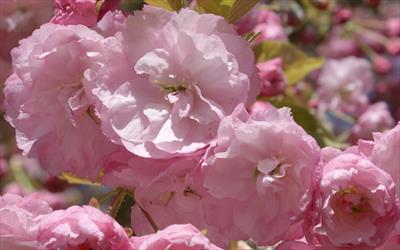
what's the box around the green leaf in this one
[253,41,324,85]
[228,0,260,23]
[144,0,187,11]
[197,0,259,23]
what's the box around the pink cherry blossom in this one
[37,205,134,250]
[248,100,274,115]
[369,123,400,197]
[95,10,126,37]
[51,0,97,27]
[201,104,320,245]
[256,58,287,97]
[316,57,373,116]
[101,147,204,189]
[236,8,287,43]
[3,23,118,179]
[0,193,52,250]
[307,153,398,250]
[130,224,222,250]
[350,102,395,142]
[87,6,258,158]
[130,163,239,248]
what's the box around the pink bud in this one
[373,56,392,74]
[386,38,400,55]
[386,18,400,37]
[333,8,352,24]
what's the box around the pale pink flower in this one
[130,164,238,248]
[350,123,400,198]
[256,58,287,96]
[0,193,52,250]
[350,102,395,142]
[369,123,400,197]
[51,0,97,27]
[202,104,320,245]
[236,8,287,43]
[3,23,118,179]
[37,205,134,250]
[95,10,126,37]
[248,100,274,115]
[131,224,222,250]
[316,57,373,116]
[87,6,257,158]
[308,153,398,250]
[101,148,204,189]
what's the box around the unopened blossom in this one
[130,224,222,250]
[308,153,398,250]
[87,6,258,158]
[37,205,134,250]
[316,57,373,116]
[256,58,287,96]
[202,104,320,245]
[0,193,52,250]
[350,102,395,142]
[51,0,97,27]
[3,23,118,179]
[386,18,400,37]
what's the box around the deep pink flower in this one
[3,23,118,179]
[373,56,392,75]
[87,6,257,158]
[37,205,134,250]
[256,58,287,96]
[130,224,222,250]
[308,153,398,250]
[51,0,97,26]
[0,193,52,250]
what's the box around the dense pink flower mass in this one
[3,23,117,179]
[308,153,399,249]
[1,1,399,249]
[37,205,134,250]
[87,6,258,158]
[131,224,222,250]
[316,57,373,116]
[51,0,97,26]
[131,104,320,247]
[0,193,52,250]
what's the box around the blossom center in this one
[339,187,370,214]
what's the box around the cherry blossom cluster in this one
[0,0,399,249]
